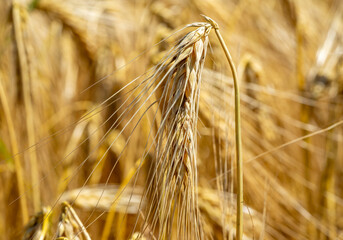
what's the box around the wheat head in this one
[143,22,212,240]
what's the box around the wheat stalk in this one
[12,1,41,213]
[203,15,243,240]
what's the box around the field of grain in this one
[0,0,342,239]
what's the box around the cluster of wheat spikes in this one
[18,15,242,239]
[1,0,343,239]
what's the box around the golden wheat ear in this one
[138,22,212,240]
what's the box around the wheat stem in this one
[203,16,243,240]
[0,75,29,226]
[101,159,145,240]
[12,2,41,212]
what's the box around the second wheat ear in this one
[202,15,243,240]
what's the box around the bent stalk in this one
[203,15,243,240]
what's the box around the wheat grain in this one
[57,202,91,240]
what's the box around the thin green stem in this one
[203,16,243,240]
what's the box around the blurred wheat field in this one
[0,0,342,239]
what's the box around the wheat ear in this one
[144,22,212,239]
